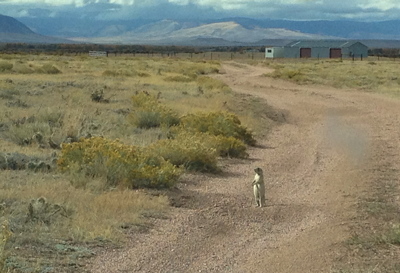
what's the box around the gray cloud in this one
[1,0,400,21]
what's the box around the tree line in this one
[368,48,400,58]
[0,43,265,55]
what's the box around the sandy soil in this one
[87,62,400,273]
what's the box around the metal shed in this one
[283,40,368,59]
[265,47,285,58]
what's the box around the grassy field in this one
[0,53,278,272]
[263,56,400,97]
[0,53,399,272]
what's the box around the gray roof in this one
[285,40,367,48]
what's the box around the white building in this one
[265,47,284,58]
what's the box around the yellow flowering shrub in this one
[148,129,248,173]
[211,134,248,158]
[148,131,219,173]
[179,111,256,146]
[58,137,182,188]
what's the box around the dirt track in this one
[88,62,400,272]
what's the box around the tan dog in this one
[252,167,265,207]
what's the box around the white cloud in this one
[0,0,129,5]
[359,0,400,11]
[0,0,81,5]
[1,0,400,21]
[0,0,396,10]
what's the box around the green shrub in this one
[0,89,20,100]
[102,69,149,77]
[132,108,179,128]
[134,111,162,128]
[37,109,64,127]
[180,61,220,76]
[103,70,119,77]
[137,71,150,77]
[12,64,34,74]
[103,69,134,77]
[196,76,231,92]
[285,69,303,79]
[5,122,51,146]
[130,92,180,128]
[179,111,256,146]
[0,61,13,72]
[164,75,194,82]
[6,99,28,108]
[381,224,400,245]
[268,68,308,83]
[37,64,62,74]
[58,137,182,188]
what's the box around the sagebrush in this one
[58,136,183,188]
[130,92,180,128]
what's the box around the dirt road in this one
[88,62,400,272]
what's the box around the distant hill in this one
[18,16,400,43]
[0,14,34,34]
[70,20,339,45]
[4,14,400,47]
[216,18,400,40]
[0,14,74,44]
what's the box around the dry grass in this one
[0,170,169,271]
[0,53,266,272]
[263,57,400,97]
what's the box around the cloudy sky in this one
[0,0,399,21]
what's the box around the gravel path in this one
[87,62,400,273]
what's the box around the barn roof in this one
[285,40,367,48]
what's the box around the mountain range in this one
[0,14,74,44]
[1,13,400,47]
[71,20,341,46]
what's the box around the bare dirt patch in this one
[88,62,400,273]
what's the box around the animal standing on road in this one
[252,167,266,207]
